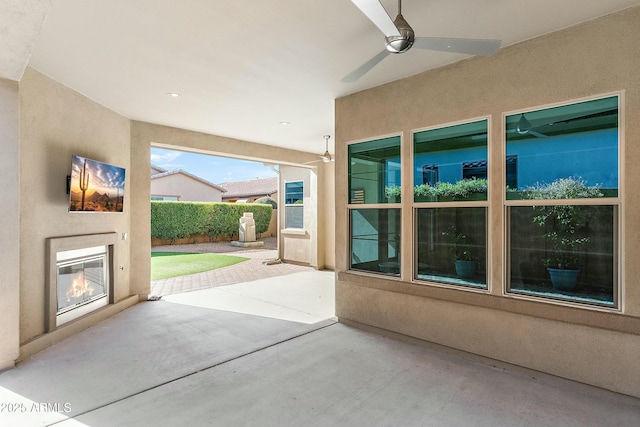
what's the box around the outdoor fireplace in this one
[56,245,109,326]
[46,233,117,331]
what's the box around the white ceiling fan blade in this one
[413,37,501,57]
[303,157,334,165]
[350,0,400,37]
[341,49,391,83]
[506,128,548,138]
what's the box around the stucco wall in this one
[0,78,20,369]
[151,173,223,202]
[335,7,640,397]
[8,68,335,365]
[321,161,336,270]
[19,68,132,344]
[280,166,312,266]
[277,163,335,269]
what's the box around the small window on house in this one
[422,165,439,186]
[462,156,518,189]
[151,196,178,201]
[284,181,304,229]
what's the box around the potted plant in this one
[527,177,603,290]
[443,226,476,278]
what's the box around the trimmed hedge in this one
[254,196,278,209]
[151,201,272,241]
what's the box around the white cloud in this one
[151,151,181,164]
[151,151,184,169]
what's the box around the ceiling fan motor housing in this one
[385,14,414,53]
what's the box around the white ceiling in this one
[5,0,640,156]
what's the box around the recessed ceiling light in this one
[279,121,291,126]
[167,92,181,98]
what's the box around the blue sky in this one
[150,147,277,184]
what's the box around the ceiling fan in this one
[471,114,548,141]
[342,0,501,83]
[513,113,547,138]
[320,134,333,162]
[304,135,334,164]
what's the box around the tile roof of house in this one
[218,176,278,198]
[151,167,226,192]
[151,164,167,174]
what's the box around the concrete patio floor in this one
[2,270,640,426]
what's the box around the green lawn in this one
[151,252,249,280]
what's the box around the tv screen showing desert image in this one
[69,155,125,212]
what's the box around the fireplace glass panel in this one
[57,256,107,314]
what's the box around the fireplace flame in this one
[66,272,95,302]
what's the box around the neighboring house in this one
[150,165,226,202]
[151,164,167,176]
[218,176,278,203]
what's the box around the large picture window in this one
[505,95,619,307]
[348,136,401,276]
[413,120,488,288]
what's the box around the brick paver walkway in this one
[150,237,314,296]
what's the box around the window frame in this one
[502,92,623,311]
[342,93,624,313]
[347,133,403,278]
[410,116,492,291]
[151,195,179,201]
[284,180,304,230]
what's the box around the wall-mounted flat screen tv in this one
[69,155,126,212]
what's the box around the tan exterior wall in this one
[321,162,336,270]
[335,7,640,397]
[280,166,310,265]
[151,173,223,202]
[0,78,20,369]
[6,65,335,367]
[277,163,334,269]
[18,68,133,346]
